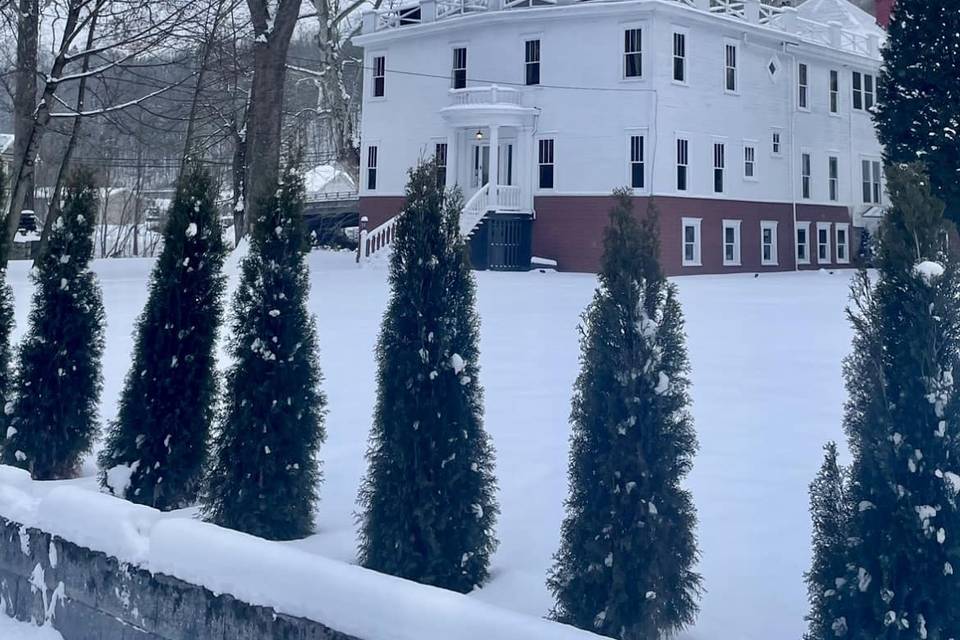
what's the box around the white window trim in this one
[861,156,883,205]
[797,62,810,112]
[723,39,739,95]
[364,142,380,193]
[760,220,779,266]
[713,138,727,195]
[796,221,811,265]
[523,36,542,87]
[536,135,557,192]
[800,149,812,200]
[722,219,742,267]
[743,140,758,182]
[682,217,702,267]
[771,127,784,158]
[625,128,648,193]
[622,23,645,81]
[828,69,841,116]
[675,134,690,193]
[828,154,840,202]
[817,222,832,265]
[835,223,850,265]
[369,52,387,101]
[671,27,689,86]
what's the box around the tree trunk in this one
[14,0,39,215]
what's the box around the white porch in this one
[440,86,539,219]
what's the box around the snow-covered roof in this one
[795,0,884,37]
[0,134,13,156]
[303,163,357,199]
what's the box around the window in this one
[673,32,686,83]
[624,28,642,78]
[724,42,738,92]
[772,130,782,156]
[538,138,555,189]
[372,56,386,97]
[796,222,811,264]
[852,71,875,111]
[798,63,809,109]
[801,152,811,199]
[836,223,850,264]
[829,69,839,113]
[682,218,702,266]
[744,144,756,179]
[435,142,448,190]
[629,134,645,189]
[525,39,540,86]
[676,138,689,191]
[713,142,725,193]
[828,156,839,201]
[452,47,467,89]
[723,220,741,266]
[761,221,779,266]
[862,159,882,203]
[366,146,378,190]
[817,223,832,263]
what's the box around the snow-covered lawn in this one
[4,251,854,640]
[0,614,63,640]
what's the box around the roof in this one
[303,163,358,199]
[795,0,884,37]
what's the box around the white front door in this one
[471,142,513,188]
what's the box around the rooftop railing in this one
[362,0,882,58]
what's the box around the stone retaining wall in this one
[0,517,359,640]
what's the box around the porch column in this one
[488,123,500,209]
[447,128,458,189]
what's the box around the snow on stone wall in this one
[0,466,604,640]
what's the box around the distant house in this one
[356,0,890,273]
[0,134,14,166]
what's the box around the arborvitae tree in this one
[98,164,226,510]
[874,0,960,222]
[804,442,853,640]
[0,163,15,435]
[548,189,701,639]
[2,170,104,480]
[837,163,960,639]
[201,163,325,541]
[357,161,498,593]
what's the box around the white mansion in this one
[354,0,888,273]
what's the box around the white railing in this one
[436,0,488,19]
[498,185,522,211]
[359,215,400,261]
[460,183,491,237]
[362,0,882,59]
[449,85,521,107]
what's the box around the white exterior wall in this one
[356,0,886,211]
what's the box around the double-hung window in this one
[624,28,642,78]
[817,223,832,263]
[796,222,811,265]
[452,47,467,89]
[366,146,378,190]
[538,139,555,189]
[852,71,875,111]
[525,40,540,86]
[772,130,782,156]
[682,218,702,266]
[677,138,689,191]
[828,156,839,201]
[761,221,779,266]
[629,134,645,189]
[723,220,741,266]
[798,63,809,109]
[435,142,448,190]
[829,70,839,113]
[713,143,725,193]
[744,144,756,179]
[673,32,686,83]
[801,152,812,199]
[862,159,882,204]
[836,224,850,264]
[372,56,386,97]
[724,42,738,92]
